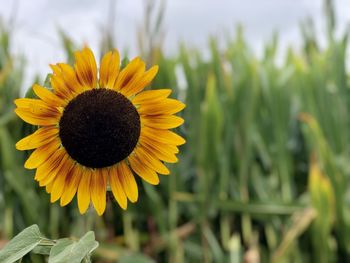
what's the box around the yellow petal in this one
[50,74,74,100]
[34,147,66,181]
[122,65,159,97]
[138,98,185,116]
[128,154,160,185]
[50,64,61,75]
[74,47,97,88]
[77,168,92,214]
[140,133,179,154]
[132,89,172,105]
[60,165,82,207]
[57,63,87,94]
[16,126,58,150]
[50,158,75,203]
[33,84,65,107]
[24,139,61,169]
[141,115,184,129]
[14,98,60,115]
[99,50,120,89]
[15,108,59,126]
[140,140,178,163]
[168,144,179,153]
[39,151,70,187]
[118,61,145,94]
[109,165,128,210]
[99,51,112,88]
[141,127,186,146]
[91,169,107,216]
[117,161,138,202]
[46,180,54,194]
[133,146,169,175]
[113,57,144,91]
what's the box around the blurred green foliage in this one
[2,0,350,262]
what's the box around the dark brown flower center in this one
[59,88,140,168]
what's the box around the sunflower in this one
[14,47,185,215]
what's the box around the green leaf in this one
[0,225,43,263]
[48,232,99,263]
[119,253,155,263]
[32,245,52,255]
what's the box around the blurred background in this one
[1,0,350,262]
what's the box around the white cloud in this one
[0,0,348,92]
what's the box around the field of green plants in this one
[1,1,350,262]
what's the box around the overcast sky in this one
[0,0,350,90]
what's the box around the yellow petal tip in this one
[50,196,58,203]
[96,209,105,216]
[129,197,138,203]
[24,161,36,170]
[15,142,24,151]
[78,207,88,215]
